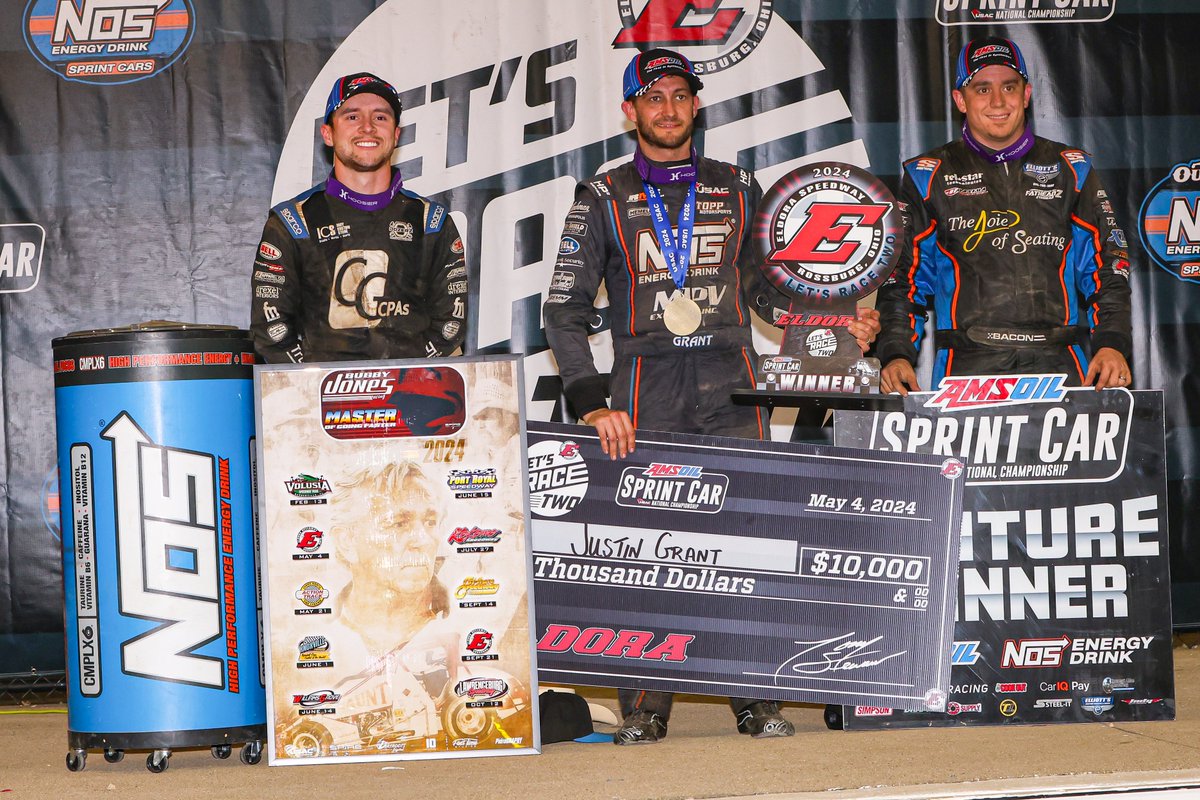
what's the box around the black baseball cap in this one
[955,37,1030,89]
[622,48,704,101]
[539,690,610,743]
[324,72,403,123]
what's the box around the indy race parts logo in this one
[23,0,196,85]
[1139,159,1200,285]
[754,162,902,303]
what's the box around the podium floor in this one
[3,640,1198,800]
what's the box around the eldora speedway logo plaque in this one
[751,162,902,394]
[755,162,902,303]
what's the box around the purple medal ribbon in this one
[962,122,1034,164]
[634,147,698,184]
[327,169,405,211]
[635,148,698,291]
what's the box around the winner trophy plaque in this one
[750,162,903,395]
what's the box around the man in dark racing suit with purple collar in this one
[876,38,1132,393]
[542,48,880,745]
[251,72,466,363]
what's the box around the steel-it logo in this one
[23,0,196,85]
[926,374,1068,412]
[102,412,224,688]
[1000,636,1071,669]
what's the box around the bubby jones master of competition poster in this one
[255,355,538,765]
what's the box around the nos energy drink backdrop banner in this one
[835,385,1174,728]
[53,327,264,748]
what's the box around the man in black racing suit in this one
[251,72,466,363]
[543,48,879,745]
[876,37,1132,393]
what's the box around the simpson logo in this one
[100,412,224,688]
[528,439,589,517]
[613,0,774,75]
[1139,159,1200,285]
[23,0,196,85]
[293,526,328,560]
[937,0,1115,26]
[0,223,46,294]
[1001,636,1071,669]
[616,462,728,513]
[926,374,1067,411]
[454,677,509,700]
[754,163,901,302]
[854,706,893,717]
[286,473,331,505]
[1121,698,1163,706]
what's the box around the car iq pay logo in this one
[23,0,196,85]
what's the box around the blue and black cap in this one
[324,72,403,123]
[622,48,704,101]
[955,37,1030,89]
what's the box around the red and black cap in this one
[955,37,1030,89]
[324,72,403,123]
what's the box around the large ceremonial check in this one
[835,382,1175,728]
[527,422,964,711]
[255,355,538,765]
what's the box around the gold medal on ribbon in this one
[663,291,703,336]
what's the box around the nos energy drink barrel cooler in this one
[52,324,265,773]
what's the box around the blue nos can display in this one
[54,334,263,736]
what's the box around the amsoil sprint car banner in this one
[255,355,538,764]
[836,384,1174,727]
[527,421,964,711]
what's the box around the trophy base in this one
[731,388,902,411]
[754,354,882,394]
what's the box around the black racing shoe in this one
[613,710,668,745]
[735,701,795,738]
